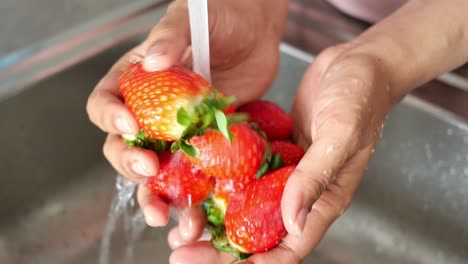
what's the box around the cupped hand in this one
[169,44,398,263]
[86,0,285,245]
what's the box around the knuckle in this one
[151,23,179,41]
[295,167,330,203]
[113,51,143,73]
[276,243,302,264]
[313,45,347,72]
[308,176,329,199]
[324,185,352,218]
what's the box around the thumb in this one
[281,122,361,237]
[141,2,192,71]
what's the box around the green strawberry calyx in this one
[172,91,249,158]
[123,130,168,154]
[203,197,252,260]
[251,122,286,179]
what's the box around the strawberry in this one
[224,166,295,254]
[237,100,293,141]
[189,122,268,183]
[270,141,305,166]
[119,63,237,152]
[146,150,214,208]
[212,179,243,208]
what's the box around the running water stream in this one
[98,175,147,264]
[98,1,210,263]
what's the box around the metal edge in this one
[0,0,170,103]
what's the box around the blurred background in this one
[0,1,467,264]
[1,0,129,56]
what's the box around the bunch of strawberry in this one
[119,63,305,259]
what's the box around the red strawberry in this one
[237,100,293,141]
[224,166,295,253]
[120,63,235,143]
[189,122,268,183]
[223,103,236,114]
[270,141,305,166]
[210,179,244,214]
[119,63,211,141]
[146,150,214,208]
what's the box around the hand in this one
[86,0,286,245]
[169,45,397,263]
[168,0,468,262]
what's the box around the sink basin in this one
[1,20,467,264]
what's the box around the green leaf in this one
[226,113,249,124]
[256,162,269,179]
[177,108,197,127]
[201,108,214,129]
[216,95,235,110]
[215,109,230,142]
[270,154,285,170]
[170,141,180,153]
[250,122,268,140]
[179,140,200,158]
[135,130,146,140]
[203,199,225,226]
[123,130,169,154]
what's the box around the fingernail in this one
[294,208,308,237]
[114,117,133,134]
[131,161,152,177]
[143,43,169,71]
[143,206,164,227]
[179,211,194,241]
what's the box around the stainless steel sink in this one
[1,3,467,264]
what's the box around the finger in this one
[248,242,301,264]
[263,148,372,262]
[168,227,187,249]
[281,106,364,236]
[176,206,207,242]
[86,48,145,135]
[103,134,159,182]
[168,226,211,249]
[137,184,170,227]
[169,241,235,264]
[141,1,192,71]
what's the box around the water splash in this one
[99,175,146,264]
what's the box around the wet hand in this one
[86,0,284,244]
[168,44,397,263]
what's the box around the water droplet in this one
[236,226,247,238]
[187,194,192,208]
[326,145,335,155]
[322,169,332,177]
[464,168,468,175]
